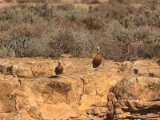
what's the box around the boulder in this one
[107,77,160,119]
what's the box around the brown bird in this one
[92,46,102,68]
[55,60,63,76]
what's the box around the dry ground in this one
[0,56,159,119]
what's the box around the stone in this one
[0,57,159,119]
[13,66,33,78]
[107,77,160,119]
[40,103,76,120]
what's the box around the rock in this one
[40,103,76,120]
[0,82,18,113]
[13,66,33,78]
[31,62,54,77]
[0,57,159,119]
[0,112,19,120]
[133,59,160,77]
[41,77,83,104]
[27,106,41,120]
[0,58,55,78]
[107,77,160,119]
[0,57,123,120]
[0,64,13,75]
[86,107,107,118]
[18,110,34,120]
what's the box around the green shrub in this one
[0,47,15,57]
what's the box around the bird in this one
[55,60,63,77]
[92,46,102,68]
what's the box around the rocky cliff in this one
[0,57,159,120]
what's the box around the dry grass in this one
[0,0,159,61]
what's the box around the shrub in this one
[49,27,97,57]
[99,21,160,61]
[0,47,15,57]
[69,28,97,57]
[0,0,159,61]
[132,26,160,58]
[99,21,131,61]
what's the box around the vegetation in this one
[0,0,159,61]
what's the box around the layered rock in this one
[0,57,159,120]
[107,77,160,119]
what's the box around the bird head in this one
[57,59,62,65]
[97,46,100,54]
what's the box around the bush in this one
[99,21,160,61]
[49,27,97,57]
[0,47,15,57]
[99,21,131,61]
[0,1,159,61]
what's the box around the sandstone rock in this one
[0,57,125,120]
[0,64,13,75]
[133,59,160,77]
[0,82,18,113]
[18,110,34,120]
[0,57,159,119]
[31,62,54,77]
[41,77,83,104]
[27,106,41,120]
[13,66,33,78]
[86,107,107,118]
[0,112,19,120]
[0,58,55,78]
[40,103,76,120]
[107,77,160,119]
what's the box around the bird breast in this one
[55,65,63,75]
[92,54,102,66]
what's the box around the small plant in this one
[0,47,15,57]
[0,0,159,61]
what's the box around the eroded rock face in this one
[0,58,159,120]
[0,58,55,78]
[107,77,160,119]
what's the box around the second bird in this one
[92,46,102,68]
[55,60,63,76]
